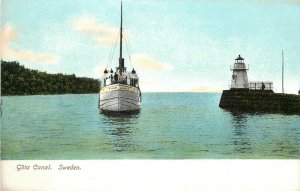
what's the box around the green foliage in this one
[1,60,100,95]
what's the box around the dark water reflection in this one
[223,108,300,116]
[100,111,140,152]
[229,111,253,155]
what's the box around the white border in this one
[1,160,299,191]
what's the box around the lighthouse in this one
[230,55,249,89]
[220,54,300,114]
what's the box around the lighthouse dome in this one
[235,55,244,60]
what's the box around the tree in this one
[1,60,100,96]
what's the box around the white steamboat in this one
[99,2,141,112]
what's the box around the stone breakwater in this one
[219,89,300,114]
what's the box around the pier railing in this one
[229,81,273,90]
[249,81,273,90]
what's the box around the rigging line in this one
[125,30,132,56]
[106,39,115,69]
[122,6,135,70]
[126,33,135,68]
[121,12,131,68]
[125,34,133,59]
[127,33,133,54]
[123,21,134,68]
[282,50,284,94]
[109,34,119,69]
[124,23,133,56]
[110,34,119,66]
[106,30,119,68]
[124,32,133,67]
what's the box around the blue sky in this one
[1,0,300,93]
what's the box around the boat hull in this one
[99,84,141,112]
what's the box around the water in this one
[1,93,299,159]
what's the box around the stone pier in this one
[219,89,300,114]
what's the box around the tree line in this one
[1,60,100,96]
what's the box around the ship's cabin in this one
[100,68,139,89]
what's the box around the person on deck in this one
[114,72,118,82]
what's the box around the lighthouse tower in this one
[231,55,249,89]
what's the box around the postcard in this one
[1,0,299,190]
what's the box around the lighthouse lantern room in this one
[230,55,249,89]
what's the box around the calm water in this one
[1,93,300,159]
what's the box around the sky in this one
[1,0,300,93]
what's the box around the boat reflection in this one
[99,111,140,153]
[100,110,140,118]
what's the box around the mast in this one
[119,1,124,72]
[282,50,284,93]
